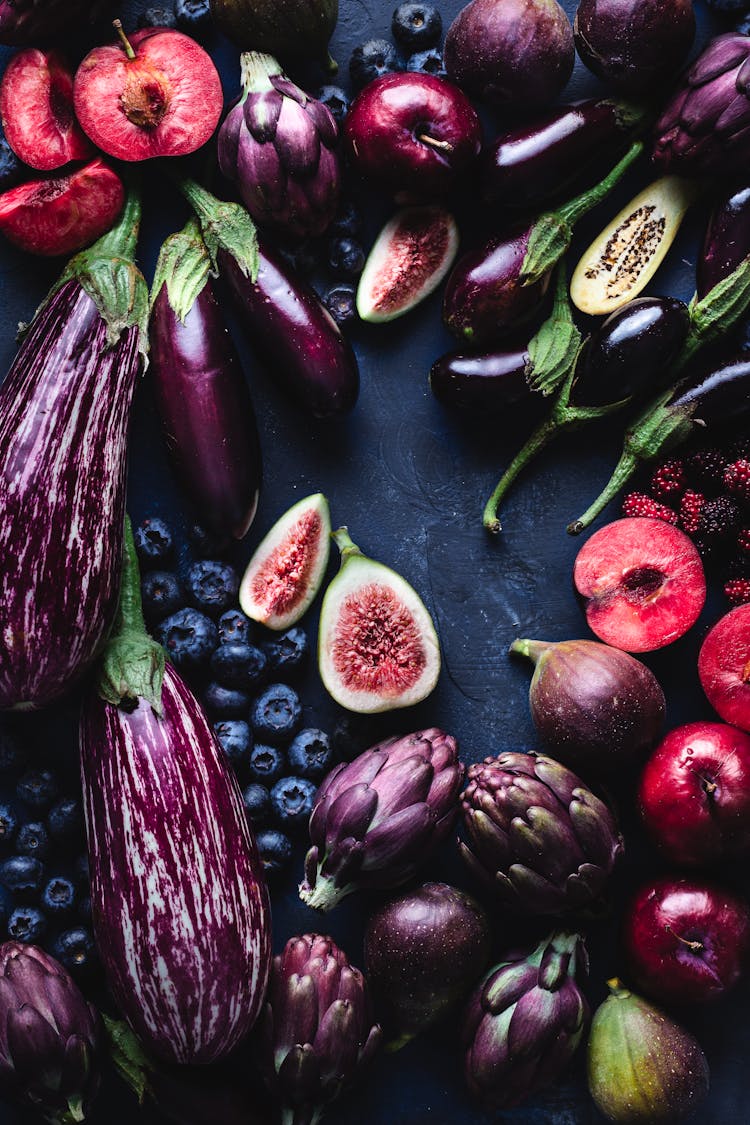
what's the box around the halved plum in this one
[573,517,706,652]
[698,605,750,732]
[0,49,93,171]
[0,158,124,256]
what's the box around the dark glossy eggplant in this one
[574,0,695,95]
[698,183,750,300]
[179,179,359,419]
[150,220,262,541]
[481,98,645,209]
[209,0,337,68]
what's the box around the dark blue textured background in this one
[1,0,747,1121]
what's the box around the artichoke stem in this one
[298,875,351,912]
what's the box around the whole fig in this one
[574,0,695,95]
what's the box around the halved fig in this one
[318,527,441,713]
[239,493,331,630]
[0,48,93,171]
[357,205,460,323]
[570,175,698,316]
[0,157,125,256]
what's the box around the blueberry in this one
[737,13,750,32]
[0,856,43,896]
[141,571,182,623]
[156,608,218,672]
[270,777,317,828]
[263,627,309,677]
[189,524,231,558]
[276,240,318,277]
[16,822,48,861]
[47,797,82,840]
[323,283,358,327]
[16,769,58,811]
[73,854,90,886]
[316,84,351,124]
[0,133,22,192]
[706,0,749,11]
[406,47,446,78]
[392,2,442,49]
[203,682,251,719]
[52,927,95,972]
[7,906,47,944]
[137,5,177,27]
[287,729,334,781]
[185,560,240,618]
[211,643,268,690]
[0,730,24,775]
[0,804,17,848]
[255,828,293,877]
[350,39,401,88]
[41,876,76,917]
[250,685,302,744]
[218,609,253,646]
[78,896,92,923]
[328,236,366,278]
[242,783,272,825]
[175,0,211,31]
[247,743,286,785]
[134,517,174,567]
[330,201,363,239]
[214,720,252,769]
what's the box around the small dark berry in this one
[250,685,302,743]
[255,828,293,876]
[316,85,350,124]
[0,730,24,775]
[330,201,363,239]
[699,496,742,540]
[738,528,750,554]
[16,769,58,811]
[16,822,48,861]
[649,459,686,502]
[724,459,750,504]
[328,236,365,278]
[156,608,218,672]
[247,743,286,786]
[137,6,177,28]
[203,682,251,719]
[188,523,231,557]
[406,48,446,78]
[218,609,253,646]
[270,777,317,828]
[52,927,95,972]
[737,13,750,33]
[276,240,318,277]
[686,447,728,489]
[242,783,272,825]
[7,906,47,944]
[621,493,678,524]
[263,627,309,677]
[0,134,22,191]
[392,2,442,50]
[287,729,334,781]
[175,0,211,31]
[47,797,82,840]
[0,804,17,848]
[185,560,239,617]
[679,490,706,536]
[0,856,43,896]
[323,283,358,326]
[141,571,182,623]
[134,517,174,567]
[73,854,90,886]
[725,578,750,605]
[350,39,400,89]
[41,876,76,916]
[211,643,268,690]
[213,720,252,769]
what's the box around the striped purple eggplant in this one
[80,520,272,1064]
[150,219,262,540]
[0,191,147,711]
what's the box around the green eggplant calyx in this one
[102,1014,155,1105]
[520,213,571,288]
[525,265,582,396]
[679,250,750,371]
[150,217,210,321]
[177,177,259,283]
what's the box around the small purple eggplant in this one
[364,882,491,1049]
[574,0,695,95]
[150,220,262,541]
[698,182,750,300]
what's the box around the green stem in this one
[92,185,141,263]
[240,50,282,94]
[299,873,351,911]
[558,140,644,227]
[508,638,551,664]
[606,977,630,999]
[113,18,136,60]
[566,449,639,535]
[483,413,561,534]
[176,177,259,282]
[323,50,338,76]
[525,264,582,397]
[331,526,362,563]
[150,217,210,320]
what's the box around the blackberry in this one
[250,685,302,743]
[270,777,317,828]
[7,906,47,944]
[185,560,240,618]
[699,496,742,541]
[349,39,400,88]
[686,448,728,490]
[16,769,58,811]
[726,578,750,605]
[621,492,677,524]
[649,459,686,502]
[287,729,334,780]
[16,822,48,861]
[724,459,750,504]
[738,528,750,554]
[679,490,706,536]
[392,2,442,50]
[134,517,174,567]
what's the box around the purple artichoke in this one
[0,942,100,1123]
[218,51,340,239]
[653,33,750,176]
[299,728,464,912]
[459,752,623,914]
[463,930,589,1110]
[256,933,381,1125]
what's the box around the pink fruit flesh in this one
[369,211,453,315]
[73,28,222,162]
[249,510,323,619]
[332,583,427,694]
[639,721,750,865]
[0,158,124,256]
[573,517,706,652]
[0,49,93,171]
[698,605,750,732]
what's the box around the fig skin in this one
[511,638,665,776]
[574,0,695,96]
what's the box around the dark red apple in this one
[698,605,750,733]
[343,71,482,202]
[573,517,706,652]
[639,722,750,866]
[622,875,750,1006]
[0,48,93,171]
[73,22,222,162]
[0,157,124,256]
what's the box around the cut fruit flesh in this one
[239,493,331,630]
[570,175,698,316]
[318,528,441,713]
[698,606,750,733]
[0,48,92,171]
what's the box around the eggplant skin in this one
[0,281,140,711]
[80,663,272,1065]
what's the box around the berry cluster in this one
[621,440,750,604]
[349,3,445,88]
[135,518,338,879]
[136,0,211,33]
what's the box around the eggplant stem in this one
[482,413,561,533]
[558,140,644,228]
[113,19,136,60]
[567,450,639,535]
[91,186,141,263]
[417,133,455,155]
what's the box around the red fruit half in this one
[0,158,124,256]
[0,48,93,171]
[573,517,706,652]
[698,604,750,732]
[639,721,750,866]
[73,26,222,162]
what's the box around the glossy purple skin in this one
[80,662,272,1064]
[667,354,750,426]
[443,229,550,348]
[0,281,140,711]
[430,346,531,411]
[364,882,491,1044]
[0,0,111,42]
[219,241,359,418]
[150,279,262,540]
[481,98,638,209]
[575,0,695,95]
[343,72,482,202]
[445,0,574,108]
[698,183,750,299]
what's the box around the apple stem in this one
[665,924,703,954]
[113,18,136,61]
[701,777,717,798]
[417,133,455,155]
